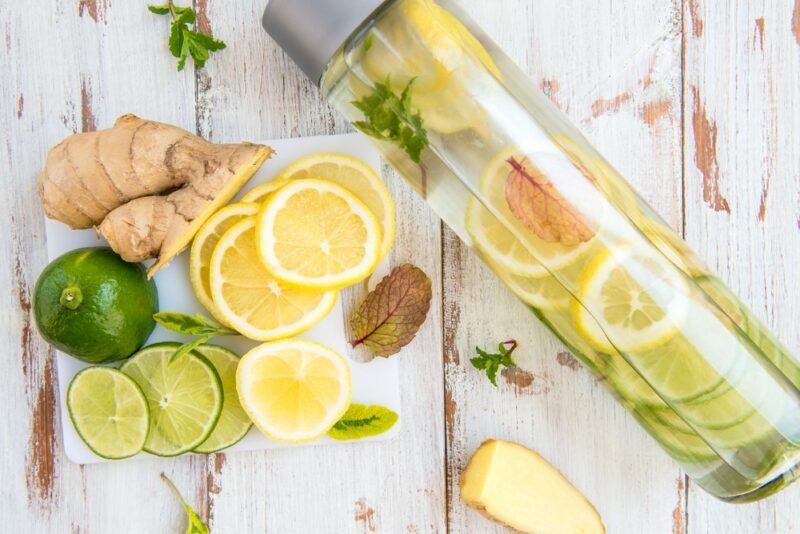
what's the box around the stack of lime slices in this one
[68,343,253,459]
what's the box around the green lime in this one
[627,335,725,402]
[120,343,223,457]
[637,409,717,464]
[192,345,253,454]
[34,247,158,363]
[67,366,149,460]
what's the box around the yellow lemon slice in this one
[210,217,337,341]
[236,339,352,443]
[256,179,382,289]
[190,202,260,321]
[573,248,688,353]
[275,153,395,259]
[240,178,292,204]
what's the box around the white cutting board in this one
[46,133,401,464]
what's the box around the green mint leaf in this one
[190,31,227,51]
[470,340,518,387]
[169,335,212,364]
[169,21,184,57]
[174,7,196,26]
[161,474,210,534]
[351,79,429,164]
[177,32,191,71]
[153,312,235,337]
[150,2,226,71]
[350,264,432,357]
[148,5,171,15]
[327,404,399,441]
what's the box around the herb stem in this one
[501,339,518,355]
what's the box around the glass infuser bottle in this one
[263,0,800,501]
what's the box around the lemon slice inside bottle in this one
[574,248,688,353]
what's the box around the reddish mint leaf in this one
[505,156,595,245]
[350,264,432,357]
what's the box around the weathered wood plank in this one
[683,1,800,531]
[1,1,203,532]
[195,2,446,532]
[444,1,686,532]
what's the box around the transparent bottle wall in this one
[321,0,800,501]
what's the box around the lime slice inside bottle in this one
[192,345,253,454]
[67,367,149,460]
[120,343,223,457]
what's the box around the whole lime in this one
[34,247,159,363]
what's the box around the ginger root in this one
[39,114,272,275]
[461,439,605,533]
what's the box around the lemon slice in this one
[275,154,395,258]
[236,339,352,443]
[240,178,292,204]
[210,217,337,341]
[484,257,573,311]
[574,248,688,353]
[190,202,260,321]
[256,179,382,289]
[466,198,546,277]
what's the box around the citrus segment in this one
[240,178,292,204]
[192,345,253,453]
[574,248,688,353]
[256,179,382,289]
[67,367,149,460]
[210,217,337,341]
[120,343,223,457]
[236,339,352,443]
[190,203,260,321]
[275,153,395,258]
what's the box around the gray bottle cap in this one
[262,0,387,85]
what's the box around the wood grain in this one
[2,0,800,532]
[683,1,800,532]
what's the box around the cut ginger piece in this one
[38,114,273,275]
[461,439,605,534]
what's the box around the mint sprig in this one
[352,78,429,164]
[470,340,518,386]
[153,312,237,363]
[148,2,226,71]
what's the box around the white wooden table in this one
[3,1,799,532]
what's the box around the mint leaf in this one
[148,5,171,15]
[327,404,399,440]
[161,473,210,534]
[154,312,235,336]
[350,264,432,357]
[153,312,236,363]
[352,79,429,164]
[470,340,518,386]
[149,2,226,71]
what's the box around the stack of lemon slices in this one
[189,153,395,443]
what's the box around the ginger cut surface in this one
[461,439,605,534]
[39,114,273,275]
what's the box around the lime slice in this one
[637,410,717,464]
[67,367,149,460]
[192,345,253,453]
[120,343,223,457]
